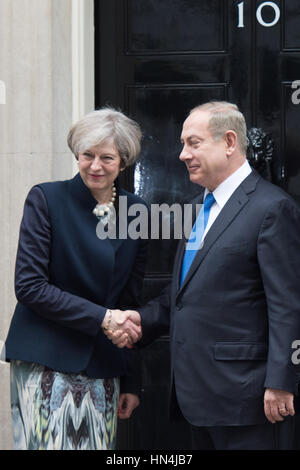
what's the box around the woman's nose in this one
[90,156,102,170]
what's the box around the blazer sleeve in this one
[14,186,107,337]
[258,197,300,394]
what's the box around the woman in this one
[5,108,148,450]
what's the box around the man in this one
[103,102,300,450]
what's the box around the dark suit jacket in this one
[6,173,148,393]
[139,170,300,426]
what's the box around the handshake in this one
[101,309,142,348]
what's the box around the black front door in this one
[95,0,300,449]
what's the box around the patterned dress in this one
[10,360,119,450]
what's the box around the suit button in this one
[176,301,183,310]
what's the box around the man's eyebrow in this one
[180,134,200,142]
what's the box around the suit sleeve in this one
[117,237,149,395]
[119,281,172,395]
[15,186,107,337]
[258,197,300,394]
[138,283,172,347]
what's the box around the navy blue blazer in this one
[139,170,300,426]
[5,173,148,392]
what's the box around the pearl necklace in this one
[93,184,116,223]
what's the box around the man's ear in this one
[224,130,238,155]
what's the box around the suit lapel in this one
[173,193,204,291]
[177,170,260,294]
[174,237,186,292]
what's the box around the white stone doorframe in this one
[71,0,95,175]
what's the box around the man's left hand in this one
[264,388,295,424]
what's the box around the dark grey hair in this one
[189,101,247,154]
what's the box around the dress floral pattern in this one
[10,360,119,450]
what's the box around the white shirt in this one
[202,160,252,240]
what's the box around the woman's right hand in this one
[101,309,142,346]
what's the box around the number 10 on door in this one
[238,1,281,28]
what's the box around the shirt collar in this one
[205,160,252,209]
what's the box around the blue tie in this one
[180,192,215,286]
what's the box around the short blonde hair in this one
[67,107,142,167]
[190,101,247,154]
